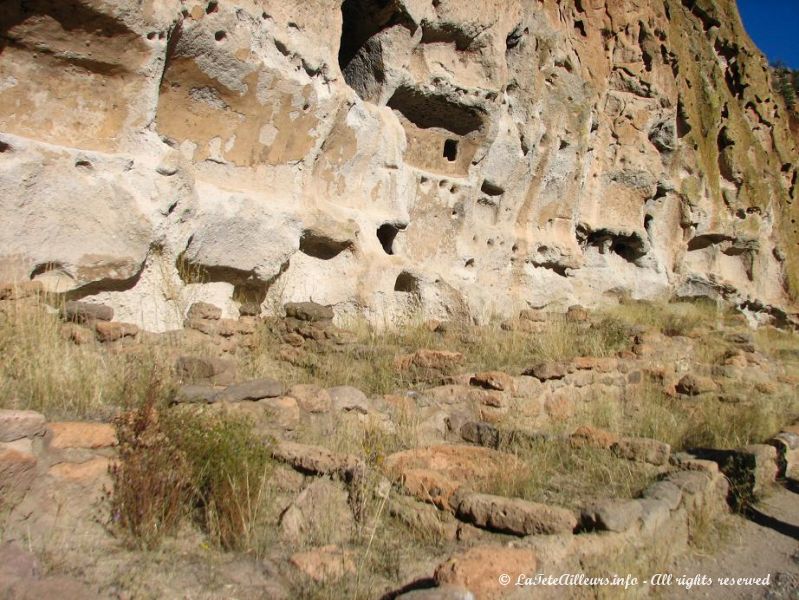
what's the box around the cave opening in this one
[443,139,458,161]
[338,0,396,74]
[377,223,402,255]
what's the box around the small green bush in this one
[110,388,275,552]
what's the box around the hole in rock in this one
[338,0,397,74]
[206,1,218,14]
[387,86,484,136]
[299,231,352,260]
[377,223,403,255]
[394,271,419,293]
[480,180,505,197]
[443,139,458,161]
[214,30,226,42]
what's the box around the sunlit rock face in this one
[1,0,797,329]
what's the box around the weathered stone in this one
[280,478,354,544]
[0,446,37,510]
[238,302,261,317]
[383,445,525,510]
[173,384,220,404]
[566,305,590,322]
[48,457,110,482]
[395,587,475,600]
[720,444,778,498]
[569,425,618,450]
[0,410,46,442]
[581,499,643,533]
[290,546,355,582]
[675,373,718,396]
[435,546,537,599]
[47,422,116,449]
[611,437,671,466]
[288,384,332,413]
[272,441,364,478]
[94,321,139,343]
[174,356,236,385]
[284,302,334,323]
[389,495,458,541]
[219,378,285,402]
[469,371,515,392]
[456,492,577,535]
[523,362,570,381]
[187,302,222,321]
[62,301,113,323]
[396,349,465,372]
[327,385,370,414]
[260,396,300,430]
[642,481,682,510]
[460,421,501,449]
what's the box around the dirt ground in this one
[660,482,799,599]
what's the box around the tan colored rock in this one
[272,441,364,478]
[280,478,354,544]
[383,445,524,510]
[94,321,139,343]
[434,546,537,599]
[470,371,515,393]
[0,410,46,442]
[288,384,332,413]
[48,458,111,482]
[290,546,356,583]
[175,355,237,385]
[569,425,618,450]
[187,302,222,321]
[0,446,37,510]
[396,350,465,372]
[47,422,117,449]
[455,493,577,535]
[612,437,671,466]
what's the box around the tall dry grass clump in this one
[0,296,175,418]
[109,379,276,554]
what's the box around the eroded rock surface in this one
[1,0,797,329]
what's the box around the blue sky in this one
[737,1,799,68]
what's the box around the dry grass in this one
[479,437,658,510]
[0,298,177,419]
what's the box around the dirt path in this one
[659,482,799,599]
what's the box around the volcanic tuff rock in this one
[0,0,797,329]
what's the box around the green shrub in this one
[110,388,275,553]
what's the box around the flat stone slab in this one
[218,378,285,402]
[47,422,116,449]
[0,410,46,442]
[456,492,577,535]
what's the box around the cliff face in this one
[0,0,797,329]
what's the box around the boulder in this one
[94,321,139,343]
